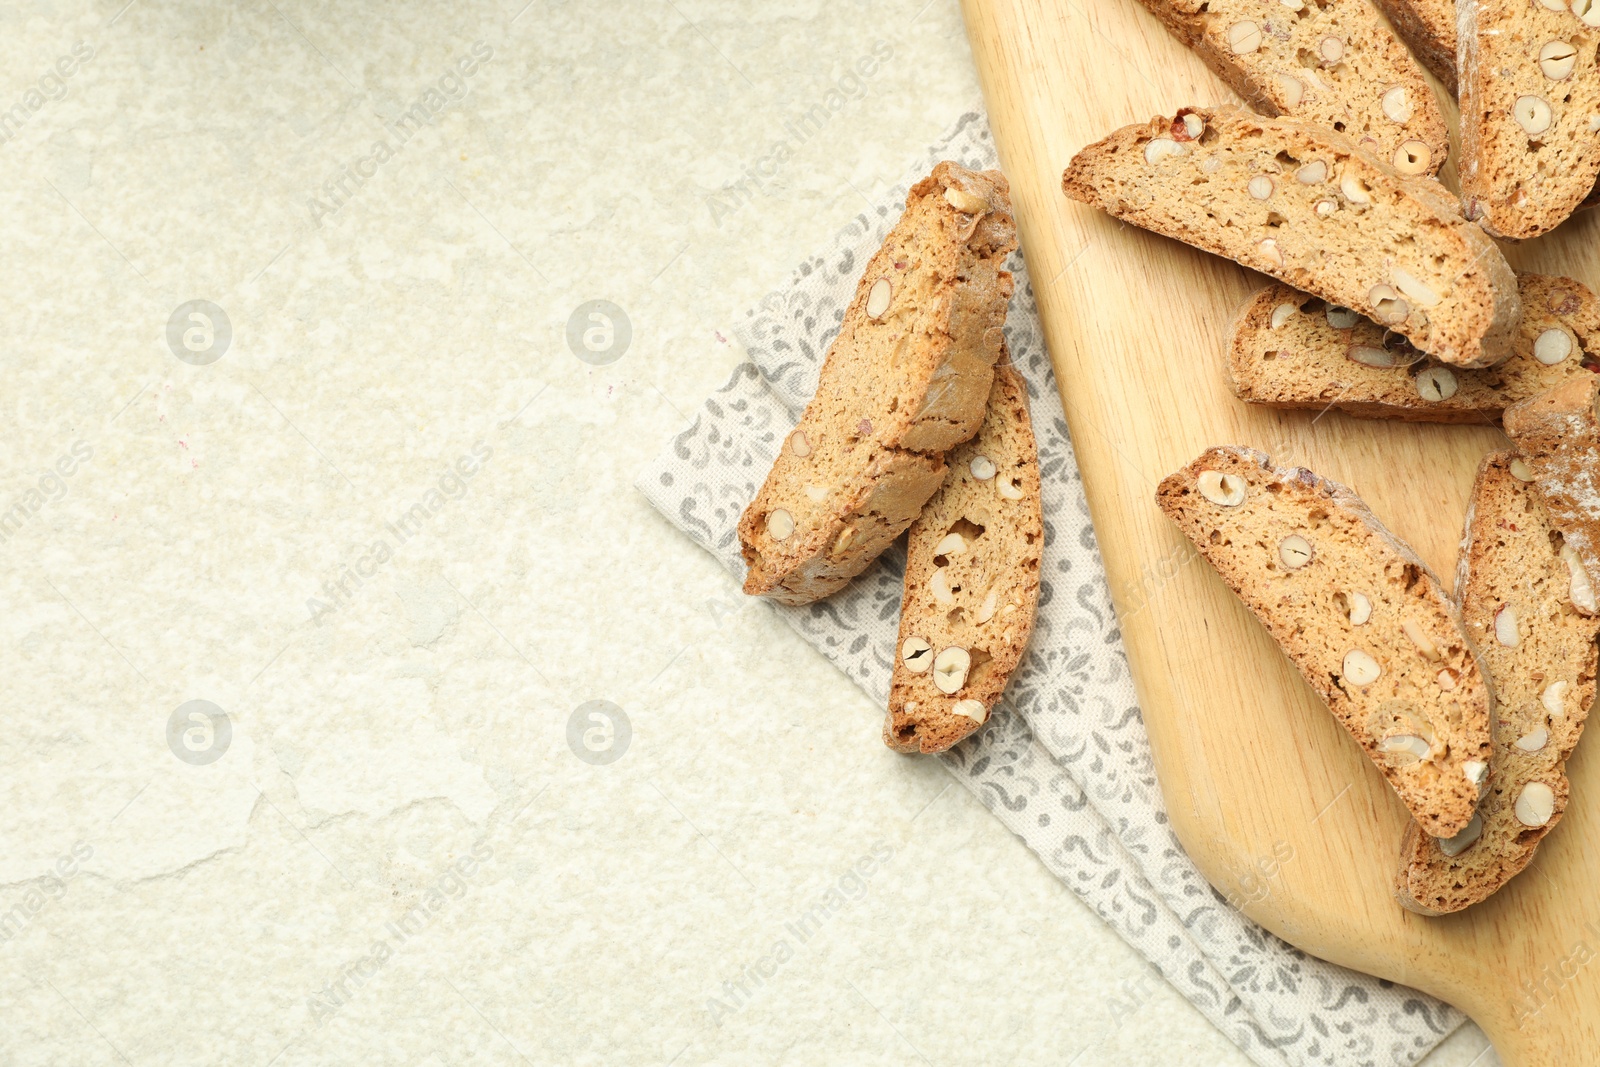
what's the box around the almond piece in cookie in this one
[1156,446,1493,838]
[738,162,1017,605]
[1062,106,1521,368]
[886,360,1041,754]
[1395,452,1600,914]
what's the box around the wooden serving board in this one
[960,2,1600,1063]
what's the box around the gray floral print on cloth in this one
[637,108,1465,1067]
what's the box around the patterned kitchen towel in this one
[637,109,1466,1067]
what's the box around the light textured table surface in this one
[0,1,1501,1063]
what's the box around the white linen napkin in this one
[636,108,1466,1067]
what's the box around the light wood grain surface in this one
[960,1,1600,1063]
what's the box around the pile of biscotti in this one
[738,162,1044,756]
[1061,0,1600,914]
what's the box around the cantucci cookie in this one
[1395,452,1600,915]
[886,360,1042,754]
[1228,273,1600,422]
[1503,375,1600,601]
[738,162,1017,605]
[1132,0,1448,175]
[1062,106,1521,368]
[1157,446,1493,838]
[1459,0,1600,239]
[1371,0,1456,94]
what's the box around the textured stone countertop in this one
[1,1,1498,1063]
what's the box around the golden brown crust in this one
[1458,0,1600,239]
[886,360,1042,754]
[1227,274,1600,422]
[1503,375,1600,592]
[1371,0,1457,95]
[1157,446,1493,838]
[1133,0,1449,172]
[1395,452,1599,915]
[1063,106,1522,368]
[738,162,1017,604]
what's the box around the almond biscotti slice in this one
[1503,375,1600,601]
[1395,452,1600,914]
[1372,0,1456,94]
[1459,0,1600,239]
[1132,0,1448,174]
[886,360,1041,754]
[738,163,1017,605]
[1157,447,1493,837]
[1228,274,1600,422]
[1062,106,1521,368]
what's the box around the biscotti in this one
[1157,447,1492,838]
[1459,0,1600,239]
[1062,106,1521,368]
[738,162,1017,605]
[1503,376,1600,602]
[1132,0,1448,175]
[1372,0,1456,94]
[886,360,1042,754]
[1395,452,1600,915]
[1228,274,1600,422]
